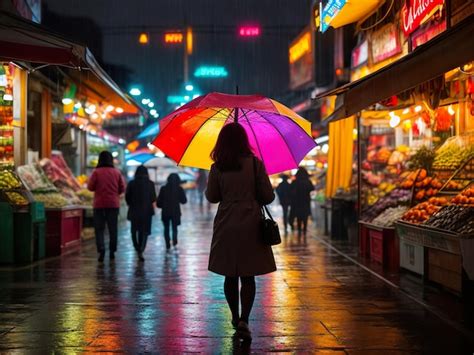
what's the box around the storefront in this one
[0,10,140,263]
[318,4,474,294]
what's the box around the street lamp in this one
[142,98,150,105]
[148,102,154,108]
[185,84,194,91]
[130,88,141,96]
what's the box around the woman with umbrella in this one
[125,165,157,261]
[206,123,276,340]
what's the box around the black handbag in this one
[253,158,281,246]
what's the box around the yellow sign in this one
[165,32,183,43]
[289,31,311,64]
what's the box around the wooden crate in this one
[427,248,462,293]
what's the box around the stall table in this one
[45,206,83,257]
[395,221,474,295]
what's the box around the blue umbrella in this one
[137,122,160,140]
[125,152,156,165]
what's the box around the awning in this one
[318,16,474,124]
[66,69,141,115]
[0,10,140,113]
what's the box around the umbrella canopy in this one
[152,92,316,175]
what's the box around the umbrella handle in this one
[234,85,239,122]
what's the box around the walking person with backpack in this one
[206,123,276,341]
[125,165,157,261]
[156,173,187,250]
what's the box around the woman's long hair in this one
[97,151,114,168]
[210,123,254,171]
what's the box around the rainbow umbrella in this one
[152,92,316,175]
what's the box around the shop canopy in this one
[318,16,474,124]
[0,10,140,115]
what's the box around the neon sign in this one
[164,32,183,43]
[402,0,444,35]
[289,31,311,64]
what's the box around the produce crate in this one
[358,221,370,257]
[360,221,399,270]
[399,238,424,275]
[428,248,462,294]
[45,206,83,257]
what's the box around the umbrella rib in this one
[177,108,229,166]
[254,110,299,166]
[241,109,266,168]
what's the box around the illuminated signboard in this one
[320,0,346,33]
[238,26,261,37]
[402,0,444,35]
[289,28,314,90]
[289,31,311,64]
[165,32,183,43]
[194,66,228,78]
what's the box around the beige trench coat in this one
[206,156,277,277]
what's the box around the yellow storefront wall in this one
[325,116,355,198]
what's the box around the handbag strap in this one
[252,157,276,222]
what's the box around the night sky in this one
[43,0,311,116]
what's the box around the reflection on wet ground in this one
[1,201,474,353]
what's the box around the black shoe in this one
[98,251,105,262]
[236,321,252,340]
[231,318,239,329]
[110,252,115,260]
[173,240,178,246]
[138,252,145,262]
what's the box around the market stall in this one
[16,153,85,257]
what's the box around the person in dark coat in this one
[276,174,291,232]
[196,169,208,206]
[206,123,276,341]
[125,165,156,261]
[289,167,314,234]
[156,173,187,249]
[87,151,125,262]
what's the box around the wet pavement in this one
[1,199,474,353]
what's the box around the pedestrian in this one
[289,167,314,234]
[156,173,187,249]
[276,174,291,232]
[87,151,125,262]
[206,123,276,341]
[196,169,208,206]
[125,165,157,262]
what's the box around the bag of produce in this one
[51,152,81,191]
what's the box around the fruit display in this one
[0,169,22,190]
[76,188,94,206]
[407,146,436,172]
[451,186,474,206]
[76,175,88,186]
[39,158,81,205]
[0,65,14,166]
[424,205,474,235]
[4,191,28,206]
[433,136,474,170]
[50,153,81,191]
[32,192,68,209]
[17,164,57,192]
[371,206,409,227]
[402,197,449,224]
[362,189,411,221]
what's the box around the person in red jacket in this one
[88,151,125,262]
